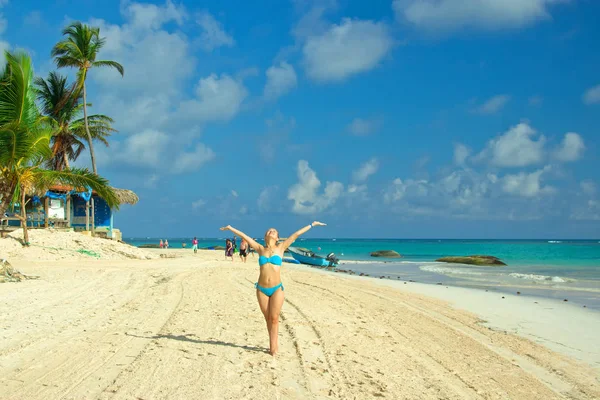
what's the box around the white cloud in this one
[192,199,206,209]
[580,180,596,196]
[172,144,216,173]
[347,184,367,194]
[257,186,279,212]
[113,129,215,174]
[117,130,170,168]
[352,158,379,182]
[196,11,235,51]
[477,123,545,167]
[122,0,186,30]
[382,167,556,219]
[453,143,470,165]
[582,84,600,105]
[474,95,510,114]
[501,166,554,197]
[264,62,298,100]
[292,1,337,40]
[179,73,248,122]
[288,160,344,214]
[347,117,381,136]
[88,1,194,135]
[231,190,239,197]
[553,132,584,162]
[303,18,393,82]
[394,0,566,33]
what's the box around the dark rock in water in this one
[370,250,402,258]
[435,255,506,266]
[206,245,226,250]
[138,244,160,248]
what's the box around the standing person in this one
[232,235,237,254]
[225,239,234,261]
[164,239,169,249]
[159,239,164,249]
[220,221,326,355]
[192,237,198,254]
[239,238,248,263]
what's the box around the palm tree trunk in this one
[0,180,17,217]
[63,152,70,170]
[82,82,98,175]
[21,188,29,246]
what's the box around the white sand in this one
[0,229,158,261]
[1,244,599,399]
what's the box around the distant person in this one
[182,242,187,248]
[239,239,249,263]
[232,235,237,253]
[225,239,234,261]
[159,239,164,249]
[164,239,169,249]
[192,237,198,254]
[220,221,327,356]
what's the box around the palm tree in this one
[0,51,119,245]
[51,21,124,175]
[34,72,115,171]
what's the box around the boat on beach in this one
[287,247,339,267]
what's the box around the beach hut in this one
[1,185,138,240]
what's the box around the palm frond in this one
[0,51,38,128]
[32,167,120,209]
[93,60,124,76]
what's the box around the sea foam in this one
[420,265,483,276]
[509,273,568,283]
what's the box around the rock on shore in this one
[370,250,402,258]
[436,255,506,266]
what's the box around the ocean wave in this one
[548,240,562,243]
[420,265,483,276]
[508,273,569,283]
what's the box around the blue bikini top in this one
[259,254,283,266]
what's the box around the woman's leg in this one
[267,288,285,355]
[256,290,272,343]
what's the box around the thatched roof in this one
[45,185,139,206]
[112,187,139,205]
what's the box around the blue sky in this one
[2,0,600,238]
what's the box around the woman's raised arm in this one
[220,225,263,252]
[281,221,326,250]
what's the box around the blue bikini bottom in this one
[255,282,284,297]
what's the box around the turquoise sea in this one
[125,238,600,310]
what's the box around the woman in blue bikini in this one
[220,221,326,355]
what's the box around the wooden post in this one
[66,195,71,227]
[85,200,89,231]
[90,197,95,236]
[44,197,49,228]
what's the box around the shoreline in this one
[163,247,600,310]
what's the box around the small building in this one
[1,185,138,240]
